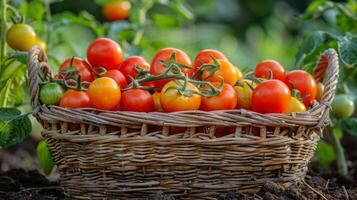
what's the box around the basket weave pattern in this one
[28,48,339,199]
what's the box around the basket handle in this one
[28,46,52,111]
[313,48,339,127]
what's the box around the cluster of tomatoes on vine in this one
[39,37,323,114]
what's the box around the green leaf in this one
[0,108,32,148]
[341,118,357,136]
[172,0,194,21]
[299,0,335,20]
[316,140,335,168]
[153,14,179,27]
[295,31,328,67]
[0,63,26,107]
[338,35,357,67]
[36,140,55,175]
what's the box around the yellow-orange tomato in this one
[234,79,256,110]
[160,80,201,112]
[287,97,306,113]
[152,92,163,112]
[102,1,131,21]
[88,77,121,110]
[34,37,47,51]
[202,59,241,85]
[6,24,36,51]
[316,82,325,102]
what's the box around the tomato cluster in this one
[39,37,322,115]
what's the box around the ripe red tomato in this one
[252,80,290,113]
[285,70,317,106]
[121,89,154,112]
[103,69,127,89]
[200,82,237,111]
[88,77,121,110]
[160,80,201,112]
[59,90,92,108]
[87,38,124,70]
[254,60,286,81]
[120,56,150,83]
[202,59,242,86]
[193,49,227,70]
[150,48,193,91]
[59,57,94,82]
[102,1,131,21]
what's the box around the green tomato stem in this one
[0,0,7,68]
[328,125,348,176]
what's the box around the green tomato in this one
[331,94,355,119]
[6,24,37,51]
[39,83,64,105]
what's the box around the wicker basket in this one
[28,47,339,199]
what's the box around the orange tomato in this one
[202,59,241,85]
[152,92,163,112]
[200,82,237,111]
[87,77,121,110]
[102,1,131,21]
[160,80,201,112]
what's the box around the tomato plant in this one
[121,89,154,112]
[87,38,124,70]
[200,82,237,111]
[160,80,201,112]
[88,77,121,110]
[59,90,92,108]
[252,80,290,113]
[254,60,285,81]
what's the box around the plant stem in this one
[328,125,348,176]
[0,0,7,69]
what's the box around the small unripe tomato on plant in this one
[60,90,92,108]
[87,38,124,70]
[102,1,131,21]
[88,77,121,110]
[103,69,127,89]
[6,24,37,51]
[39,83,64,105]
[254,60,285,81]
[121,89,154,112]
[160,80,201,112]
[252,80,290,113]
[331,94,355,119]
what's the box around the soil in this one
[0,135,357,200]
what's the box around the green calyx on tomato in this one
[39,82,64,105]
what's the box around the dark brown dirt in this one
[1,136,357,199]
